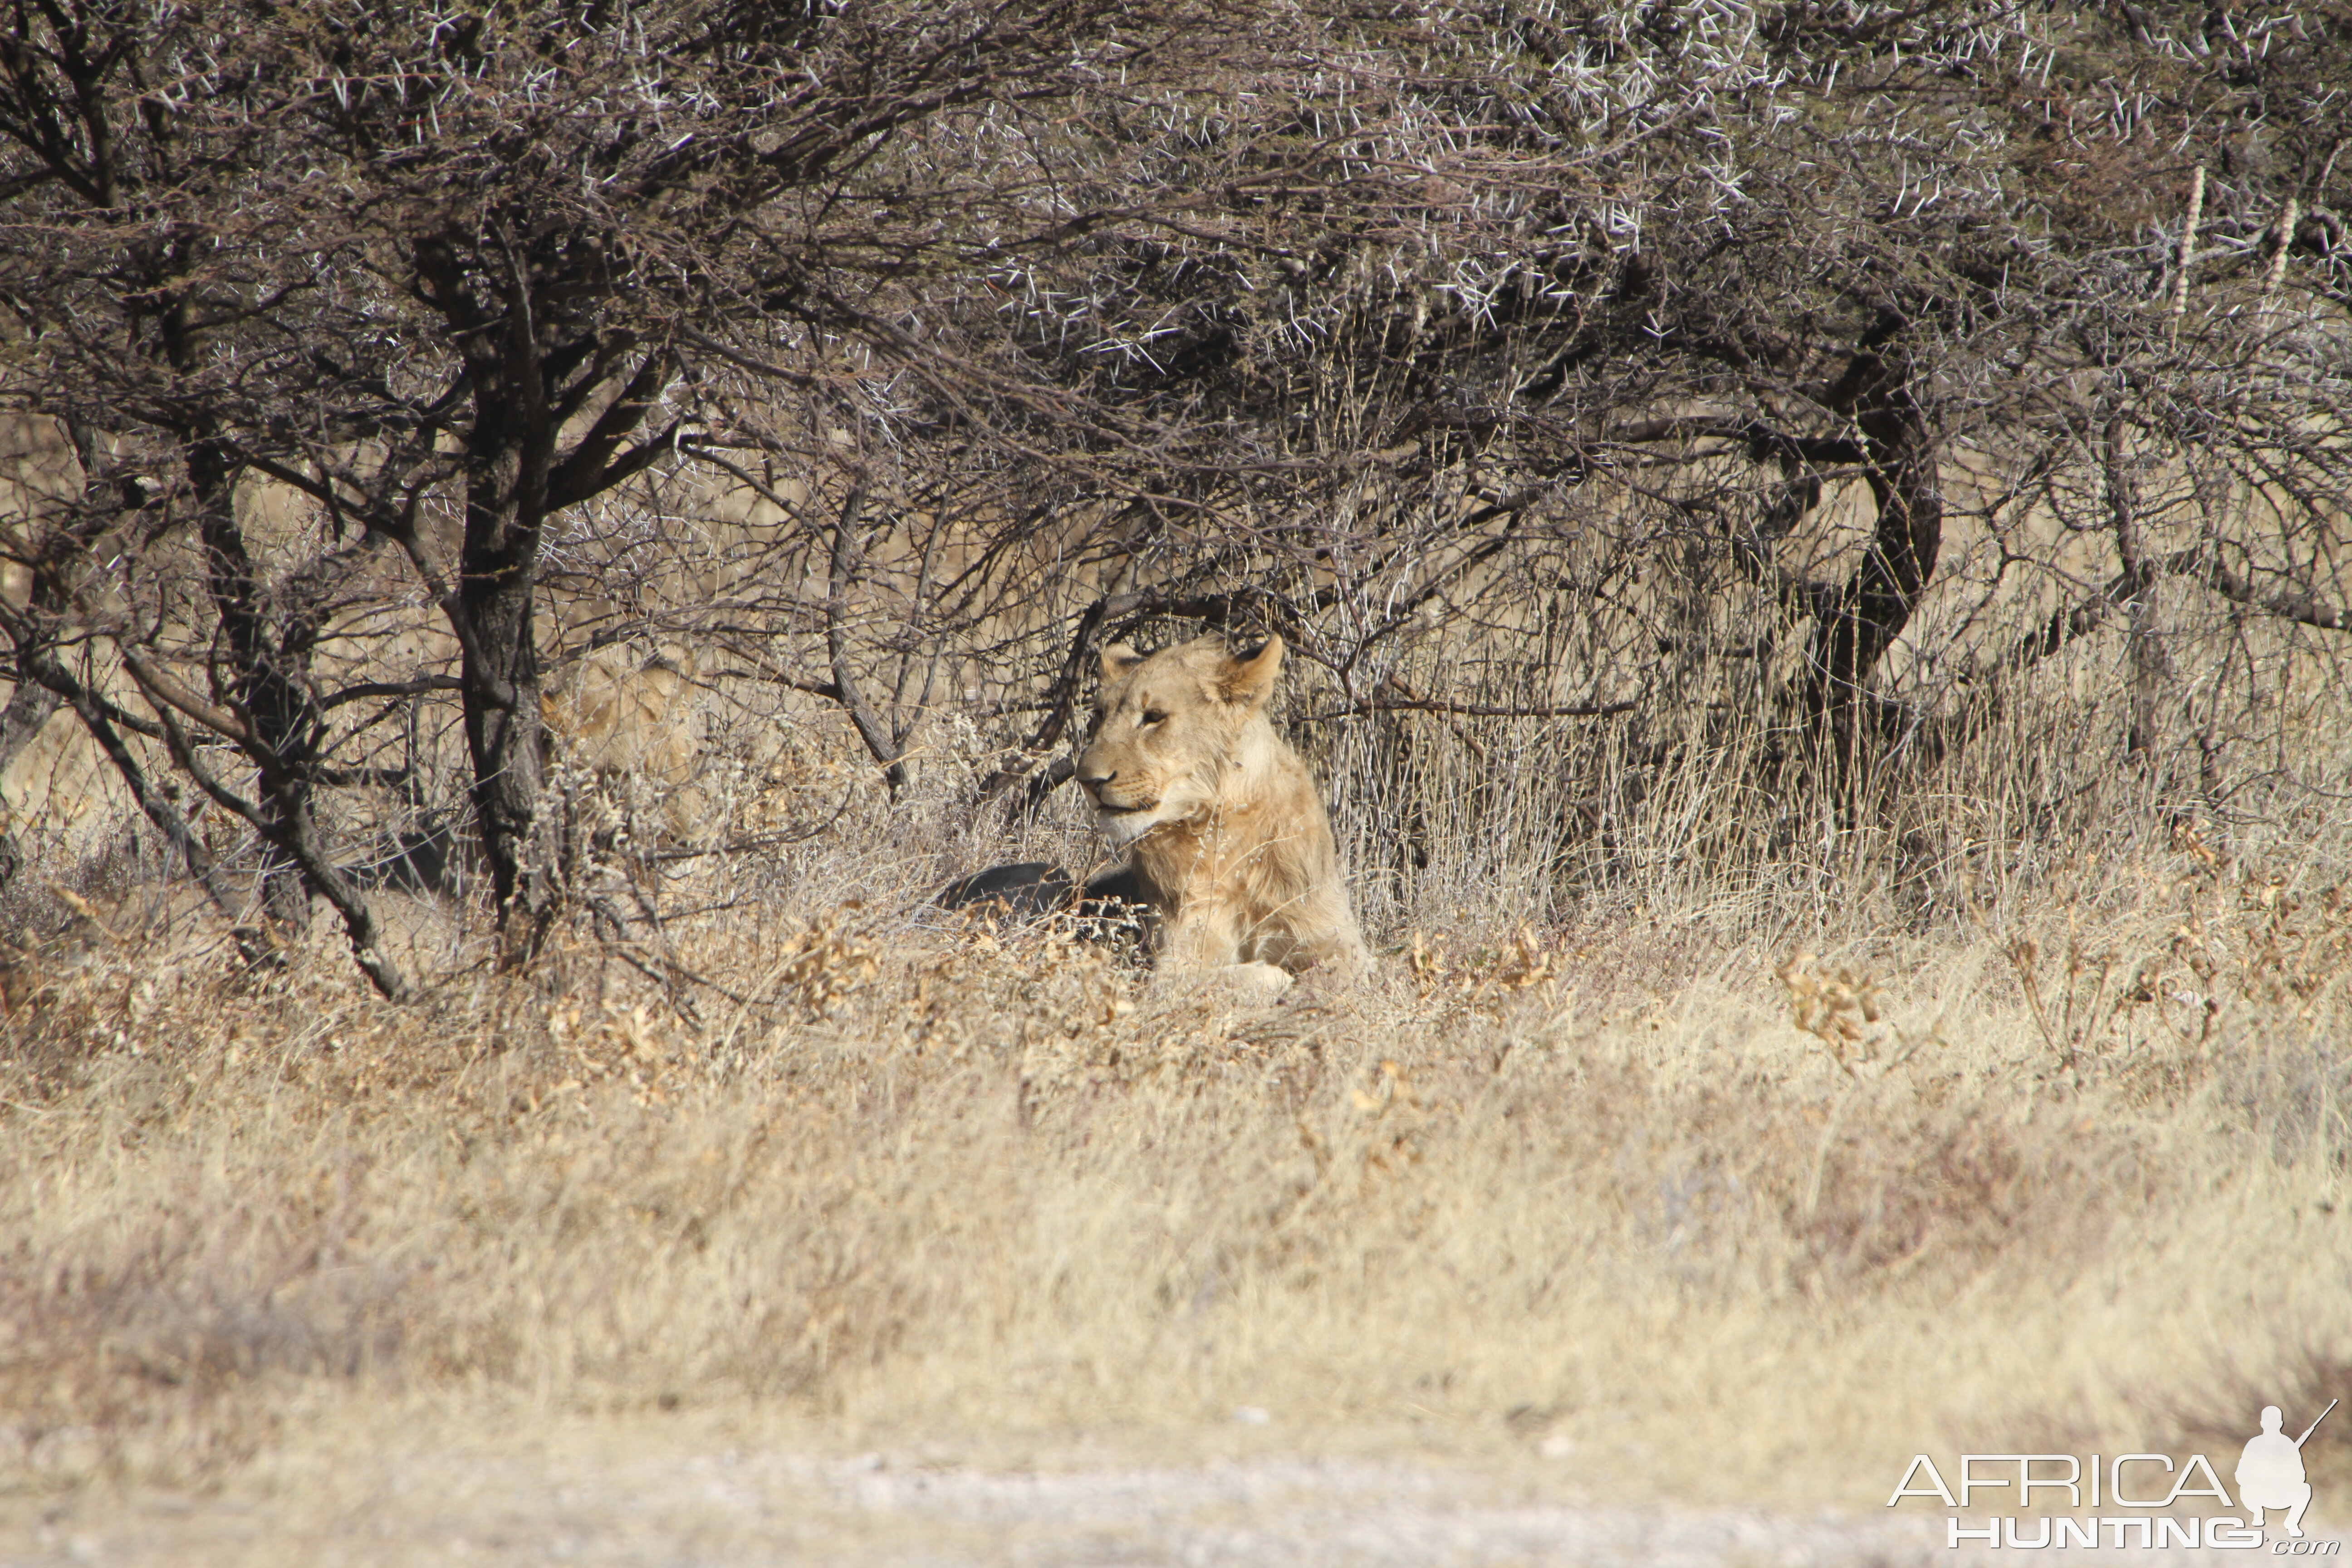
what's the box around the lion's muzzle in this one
[1076,766,1154,814]
[1076,763,1163,845]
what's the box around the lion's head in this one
[1074,634,1286,848]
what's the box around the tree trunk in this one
[450,301,559,958]
[187,433,320,930]
[1803,352,1944,785]
[456,514,554,957]
[407,229,566,960]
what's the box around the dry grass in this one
[3,778,2348,1521]
[6,484,2351,1527]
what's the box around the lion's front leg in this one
[1157,899,1293,1001]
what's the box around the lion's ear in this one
[1219,635,1284,706]
[1098,643,1143,681]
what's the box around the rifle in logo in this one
[2241,1399,2335,1540]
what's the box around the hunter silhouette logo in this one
[1887,1398,2340,1551]
[2242,1400,2336,1540]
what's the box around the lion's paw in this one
[1225,962,1294,1003]
[1156,962,1294,1005]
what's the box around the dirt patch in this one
[8,1441,2291,1567]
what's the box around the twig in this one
[2263,197,2300,312]
[2170,166,2205,330]
[1298,696,1639,723]
[825,487,911,794]
[320,675,466,710]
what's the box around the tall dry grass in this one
[3,724,2349,1514]
[5,445,2352,1518]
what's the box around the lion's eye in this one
[1141,709,1168,727]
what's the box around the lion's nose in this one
[1077,768,1114,797]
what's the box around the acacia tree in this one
[0,0,356,936]
[891,0,2352,838]
[6,0,2350,960]
[1,0,1192,975]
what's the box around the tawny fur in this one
[1075,635,1369,985]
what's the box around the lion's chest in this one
[1138,802,1328,943]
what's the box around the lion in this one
[540,645,706,840]
[1073,633,1369,992]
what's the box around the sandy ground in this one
[5,1442,2306,1567]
